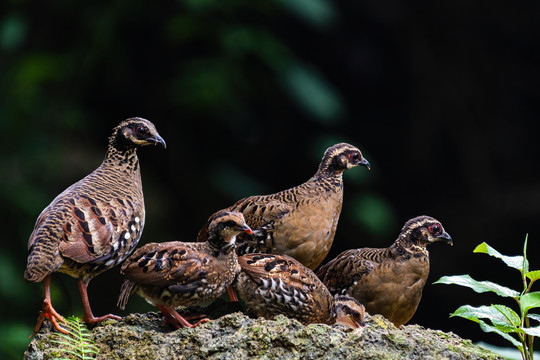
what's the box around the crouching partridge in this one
[117,211,252,329]
[198,143,370,270]
[24,118,165,336]
[234,253,365,328]
[317,215,452,327]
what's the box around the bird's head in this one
[207,211,252,252]
[112,117,166,150]
[318,143,370,174]
[401,215,453,248]
[334,295,366,328]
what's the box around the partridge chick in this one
[25,118,165,335]
[198,143,370,270]
[117,211,251,329]
[234,253,365,328]
[317,215,452,327]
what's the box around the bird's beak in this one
[240,224,253,235]
[437,231,453,246]
[352,318,365,328]
[358,158,371,170]
[149,134,167,149]
[337,316,364,329]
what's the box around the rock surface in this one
[24,300,502,360]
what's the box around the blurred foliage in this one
[0,13,26,52]
[1,0,539,359]
[276,0,336,28]
[349,194,397,238]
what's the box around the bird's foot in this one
[179,308,208,321]
[158,305,210,329]
[31,300,68,337]
[168,313,210,329]
[82,313,122,326]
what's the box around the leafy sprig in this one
[49,317,99,360]
[435,235,540,360]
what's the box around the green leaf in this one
[522,325,540,337]
[434,275,520,298]
[520,292,540,318]
[49,316,99,359]
[493,304,522,329]
[527,313,540,323]
[478,320,523,350]
[474,242,525,272]
[522,234,529,275]
[526,270,540,283]
[451,305,519,332]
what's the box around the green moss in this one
[24,312,504,360]
[49,350,63,358]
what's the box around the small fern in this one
[49,317,99,360]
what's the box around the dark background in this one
[2,1,539,358]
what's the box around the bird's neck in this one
[101,144,140,177]
[207,237,236,257]
[311,168,344,188]
[391,237,428,258]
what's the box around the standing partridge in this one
[198,143,370,270]
[117,211,252,329]
[316,215,452,327]
[234,253,365,328]
[25,118,166,336]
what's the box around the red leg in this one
[78,279,121,326]
[157,305,210,329]
[227,286,238,302]
[181,310,208,322]
[157,305,174,327]
[30,275,68,337]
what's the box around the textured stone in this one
[24,300,502,360]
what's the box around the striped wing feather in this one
[239,254,315,289]
[317,248,391,294]
[121,242,215,291]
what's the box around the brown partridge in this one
[316,215,452,327]
[198,143,370,270]
[117,211,252,329]
[24,118,165,336]
[234,253,365,328]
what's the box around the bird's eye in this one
[224,220,237,228]
[429,224,442,235]
[128,124,149,137]
[135,125,149,135]
[350,153,360,161]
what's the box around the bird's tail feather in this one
[24,239,62,283]
[117,280,136,310]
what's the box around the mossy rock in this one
[24,300,502,360]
